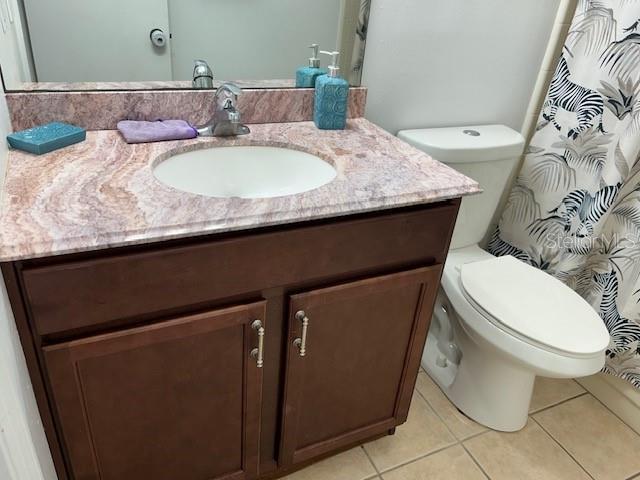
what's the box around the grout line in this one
[457,428,491,443]
[413,384,491,478]
[586,391,640,437]
[415,375,598,479]
[530,416,596,480]
[412,386,490,479]
[415,374,627,480]
[586,395,640,480]
[534,391,640,452]
[361,445,381,477]
[460,442,491,480]
[376,442,460,475]
[529,391,589,415]
[414,374,489,442]
[362,391,459,476]
[413,386,462,442]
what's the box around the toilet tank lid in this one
[397,124,525,164]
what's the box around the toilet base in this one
[423,315,534,432]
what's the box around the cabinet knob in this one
[250,320,265,368]
[293,310,309,357]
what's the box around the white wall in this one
[0,2,57,477]
[362,0,561,134]
[0,252,56,480]
[0,0,32,88]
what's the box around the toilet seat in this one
[459,255,609,356]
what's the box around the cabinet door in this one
[279,266,441,465]
[43,301,266,480]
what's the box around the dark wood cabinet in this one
[280,267,440,466]
[2,202,459,480]
[43,302,266,480]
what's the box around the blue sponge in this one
[7,122,86,155]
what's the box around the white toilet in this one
[398,125,610,432]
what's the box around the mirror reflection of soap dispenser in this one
[314,51,349,130]
[296,44,325,88]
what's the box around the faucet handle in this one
[214,82,242,109]
[218,82,242,96]
[216,82,242,101]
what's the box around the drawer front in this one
[22,203,458,336]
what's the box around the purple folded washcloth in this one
[117,119,198,144]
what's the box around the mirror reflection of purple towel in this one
[117,119,198,144]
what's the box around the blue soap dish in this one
[7,122,86,155]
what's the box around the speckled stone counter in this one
[0,118,479,261]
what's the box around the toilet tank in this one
[398,125,525,249]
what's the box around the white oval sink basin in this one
[153,146,337,199]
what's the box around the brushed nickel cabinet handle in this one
[293,310,309,357]
[251,320,265,368]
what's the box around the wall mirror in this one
[1,0,371,92]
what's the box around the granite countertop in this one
[0,118,480,261]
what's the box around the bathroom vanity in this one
[0,119,478,479]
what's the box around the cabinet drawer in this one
[22,203,457,336]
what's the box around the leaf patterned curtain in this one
[489,0,640,388]
[348,0,371,85]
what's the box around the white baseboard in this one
[576,373,640,435]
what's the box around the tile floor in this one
[283,371,640,480]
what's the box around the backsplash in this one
[6,87,367,131]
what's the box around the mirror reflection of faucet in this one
[192,60,214,89]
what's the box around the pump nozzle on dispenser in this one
[308,44,320,68]
[320,51,341,77]
[295,42,325,88]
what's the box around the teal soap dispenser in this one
[296,44,324,88]
[314,51,349,130]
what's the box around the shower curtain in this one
[348,0,371,85]
[489,0,640,388]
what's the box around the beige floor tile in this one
[381,445,486,480]
[529,377,585,413]
[281,447,377,480]
[415,372,486,440]
[534,395,640,480]
[464,420,590,480]
[364,392,455,472]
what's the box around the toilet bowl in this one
[397,125,610,431]
[425,245,609,431]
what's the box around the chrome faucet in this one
[196,82,250,137]
[192,60,214,89]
